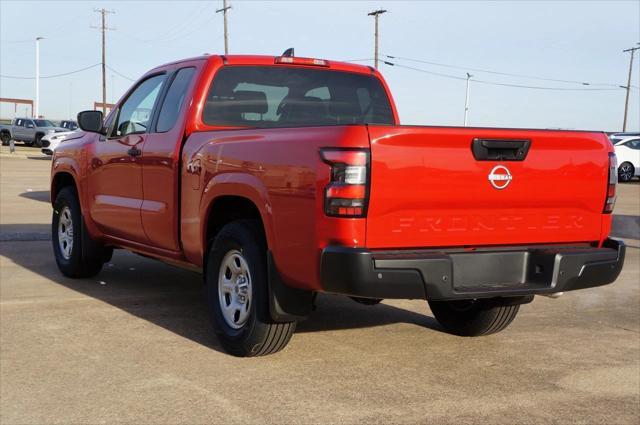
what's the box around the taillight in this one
[320,149,370,218]
[604,152,617,213]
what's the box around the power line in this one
[106,65,135,82]
[384,54,626,88]
[0,63,101,80]
[116,3,210,44]
[383,61,625,91]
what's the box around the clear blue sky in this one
[1,0,638,131]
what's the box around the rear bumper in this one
[320,238,625,300]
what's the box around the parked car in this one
[613,137,640,182]
[50,54,625,357]
[0,118,66,147]
[609,132,640,145]
[59,120,79,131]
[41,129,85,155]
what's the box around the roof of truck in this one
[148,54,375,76]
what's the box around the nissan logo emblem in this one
[488,165,512,190]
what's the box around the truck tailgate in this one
[366,126,610,248]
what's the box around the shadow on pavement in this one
[611,215,640,240]
[19,190,50,203]
[0,224,442,353]
[0,223,50,241]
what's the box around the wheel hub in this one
[218,250,253,329]
[57,206,74,260]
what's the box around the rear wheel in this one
[428,298,520,336]
[34,134,43,148]
[52,186,110,278]
[0,132,10,146]
[205,220,296,357]
[618,162,635,182]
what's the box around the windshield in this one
[34,119,55,127]
[203,66,395,128]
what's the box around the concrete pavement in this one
[1,147,639,424]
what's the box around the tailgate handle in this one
[472,138,531,161]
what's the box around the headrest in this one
[231,90,268,114]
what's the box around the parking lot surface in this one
[1,146,639,424]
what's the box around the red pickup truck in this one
[51,54,625,356]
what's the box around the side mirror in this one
[77,110,104,134]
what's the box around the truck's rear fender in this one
[200,173,273,254]
[180,126,371,291]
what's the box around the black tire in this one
[52,186,107,278]
[428,298,520,336]
[618,162,635,182]
[205,220,296,357]
[34,134,43,148]
[0,132,10,146]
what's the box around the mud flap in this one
[81,215,112,263]
[267,251,313,322]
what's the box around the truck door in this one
[23,119,36,141]
[13,119,26,140]
[87,73,167,242]
[141,65,199,251]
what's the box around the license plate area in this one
[452,251,555,291]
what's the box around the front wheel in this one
[428,298,520,336]
[52,187,109,278]
[205,220,296,357]
[618,162,635,182]
[0,133,10,146]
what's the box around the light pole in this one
[368,9,387,69]
[464,72,473,126]
[35,36,43,118]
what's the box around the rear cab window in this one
[202,66,395,128]
[156,67,196,133]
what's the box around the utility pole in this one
[35,37,43,118]
[464,72,473,126]
[92,8,115,115]
[368,9,387,69]
[216,0,231,55]
[622,44,640,132]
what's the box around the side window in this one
[112,74,166,137]
[15,119,23,127]
[626,139,640,149]
[156,67,195,133]
[25,120,34,128]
